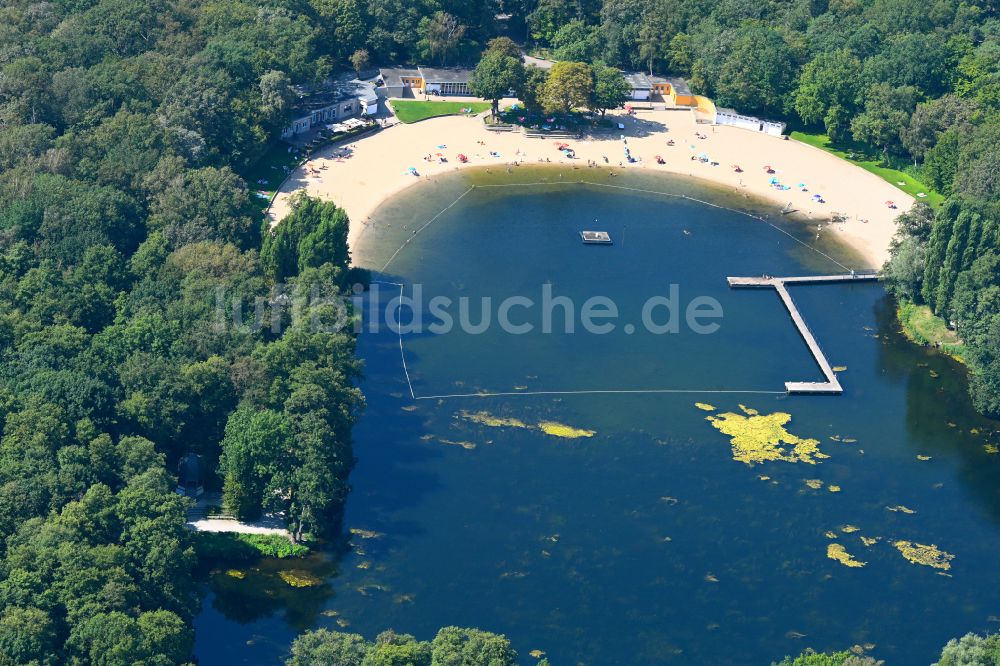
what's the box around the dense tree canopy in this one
[0,0,369,661]
[286,626,518,666]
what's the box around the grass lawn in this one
[239,142,305,214]
[790,130,944,206]
[898,300,965,363]
[390,100,491,123]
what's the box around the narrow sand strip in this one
[269,109,912,269]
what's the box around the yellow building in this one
[649,76,696,106]
[379,67,473,98]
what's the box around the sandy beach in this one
[268,108,913,269]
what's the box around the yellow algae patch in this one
[439,438,476,450]
[538,421,596,438]
[279,570,321,587]
[985,444,999,455]
[704,573,719,583]
[356,584,389,595]
[225,569,246,579]
[758,475,771,481]
[529,650,546,659]
[401,405,418,412]
[706,406,826,466]
[824,531,837,539]
[336,618,351,628]
[460,410,529,429]
[804,479,824,489]
[350,528,384,539]
[832,365,848,372]
[893,541,954,570]
[827,543,866,568]
[886,505,917,514]
[917,455,932,461]
[860,536,880,547]
[842,438,857,443]
[356,561,371,570]
[840,525,860,533]
[695,402,716,411]
[828,485,841,492]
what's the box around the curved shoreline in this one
[269,110,913,269]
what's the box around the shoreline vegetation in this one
[194,533,311,561]
[778,632,1000,665]
[896,300,966,363]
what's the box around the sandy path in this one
[269,109,912,269]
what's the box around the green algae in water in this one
[538,421,596,439]
[459,410,595,439]
[827,543,866,568]
[893,541,954,570]
[279,570,322,588]
[705,405,827,465]
[460,410,529,428]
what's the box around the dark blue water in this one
[195,168,1000,665]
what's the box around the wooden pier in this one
[727,273,880,395]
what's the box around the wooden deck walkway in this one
[727,273,880,394]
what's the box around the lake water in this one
[195,167,1000,665]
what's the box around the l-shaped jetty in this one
[728,273,880,394]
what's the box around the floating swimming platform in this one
[580,230,612,244]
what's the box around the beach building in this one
[281,76,379,139]
[379,67,425,98]
[715,107,786,136]
[624,72,653,101]
[661,77,696,106]
[378,66,474,97]
[420,67,473,96]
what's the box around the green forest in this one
[1,0,999,662]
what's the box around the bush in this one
[194,532,309,561]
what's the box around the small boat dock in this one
[580,230,612,244]
[727,272,880,394]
